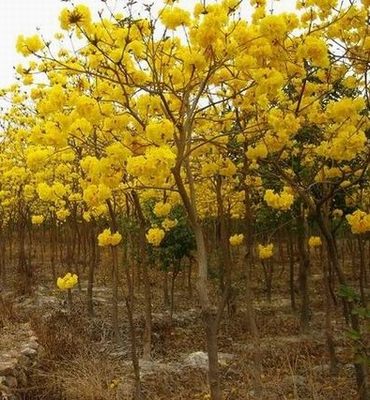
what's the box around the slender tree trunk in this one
[296,207,310,332]
[358,236,367,307]
[288,235,296,312]
[262,259,273,302]
[87,223,96,317]
[173,164,224,400]
[50,221,57,282]
[188,257,193,298]
[215,176,233,314]
[111,246,120,342]
[316,209,369,399]
[320,246,339,375]
[17,206,32,296]
[131,192,152,361]
[193,223,223,400]
[243,178,263,396]
[122,237,141,400]
[170,268,178,320]
[163,270,170,309]
[106,200,120,343]
[0,232,6,285]
[140,231,152,361]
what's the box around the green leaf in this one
[347,329,361,341]
[338,285,360,302]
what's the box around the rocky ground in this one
[0,269,361,400]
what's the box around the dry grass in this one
[4,249,362,400]
[26,309,126,400]
[29,353,125,400]
[0,294,16,326]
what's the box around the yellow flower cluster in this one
[258,243,274,259]
[297,36,330,68]
[162,218,178,231]
[146,119,175,145]
[26,148,51,171]
[57,273,78,290]
[16,35,44,56]
[314,166,342,182]
[346,210,370,234]
[308,236,322,248]
[37,182,68,202]
[146,228,165,246]
[31,215,45,225]
[160,7,191,30]
[229,234,244,246]
[83,184,112,207]
[153,202,172,217]
[56,208,70,222]
[259,14,289,41]
[97,229,122,247]
[246,142,268,160]
[264,187,294,210]
[106,143,132,165]
[201,157,237,177]
[126,146,176,185]
[326,98,365,123]
[59,4,92,30]
[316,128,367,161]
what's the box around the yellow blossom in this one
[31,215,45,225]
[57,272,78,290]
[246,142,268,160]
[297,36,330,68]
[97,229,122,247]
[162,218,178,231]
[258,243,274,259]
[346,210,370,234]
[264,187,294,210]
[146,228,165,246]
[160,7,191,30]
[308,236,322,248]
[154,202,172,217]
[56,208,70,222]
[16,35,44,56]
[59,4,92,30]
[229,234,244,246]
[146,119,175,145]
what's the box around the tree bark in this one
[87,223,96,317]
[316,209,369,399]
[173,167,223,400]
[296,207,310,332]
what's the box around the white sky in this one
[1,0,296,88]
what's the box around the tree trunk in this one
[170,269,178,320]
[122,237,141,400]
[316,209,369,399]
[17,208,32,296]
[106,200,120,343]
[204,309,222,400]
[194,224,222,400]
[111,246,120,343]
[243,178,263,396]
[163,270,170,309]
[288,235,296,312]
[296,208,310,332]
[187,258,193,298]
[173,166,223,400]
[358,236,367,307]
[320,246,339,375]
[87,223,96,317]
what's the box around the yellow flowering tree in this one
[2,0,369,398]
